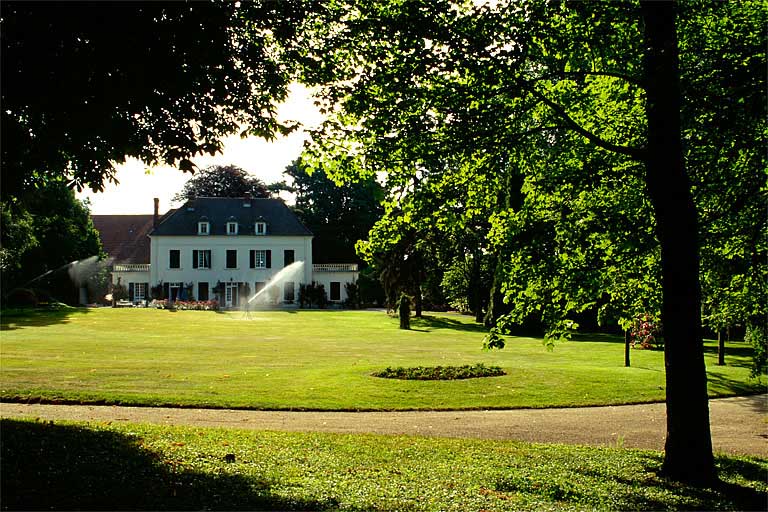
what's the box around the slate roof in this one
[150,197,313,237]
[91,215,153,264]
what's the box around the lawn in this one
[0,308,763,410]
[2,418,766,511]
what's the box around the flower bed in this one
[150,300,219,311]
[372,363,505,381]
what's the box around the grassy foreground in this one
[2,418,766,511]
[1,308,763,410]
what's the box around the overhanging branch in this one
[528,86,647,160]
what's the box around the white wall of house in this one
[149,234,313,304]
[111,266,151,304]
[311,265,358,304]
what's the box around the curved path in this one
[2,395,766,457]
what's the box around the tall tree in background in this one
[280,159,385,264]
[1,1,310,199]
[1,181,103,304]
[173,165,271,201]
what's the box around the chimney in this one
[153,198,159,228]
[243,192,251,207]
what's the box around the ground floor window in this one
[225,282,239,307]
[330,282,341,301]
[133,283,146,302]
[284,281,295,302]
[168,282,183,302]
[198,282,209,301]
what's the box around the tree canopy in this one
[1,1,311,199]
[173,165,271,201]
[299,0,765,484]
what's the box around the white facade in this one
[107,197,359,308]
[149,234,313,306]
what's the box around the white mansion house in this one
[92,196,358,308]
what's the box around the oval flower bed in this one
[372,363,506,381]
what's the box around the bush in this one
[745,320,767,378]
[630,313,662,349]
[372,363,505,381]
[151,300,219,311]
[4,288,38,308]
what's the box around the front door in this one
[225,282,239,308]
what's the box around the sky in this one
[78,84,324,215]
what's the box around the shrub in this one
[4,288,38,308]
[745,319,767,378]
[630,313,662,349]
[372,363,505,380]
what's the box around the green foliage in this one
[343,282,360,309]
[372,363,505,380]
[482,328,506,351]
[298,282,327,309]
[1,180,104,305]
[172,165,270,201]
[3,419,766,511]
[279,158,384,264]
[745,321,768,379]
[398,293,411,329]
[2,2,311,197]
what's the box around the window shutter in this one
[128,282,134,301]
[144,283,149,300]
[266,250,272,269]
[249,250,255,269]
[163,282,170,299]
[193,250,198,269]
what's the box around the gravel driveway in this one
[2,394,766,457]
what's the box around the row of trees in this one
[296,0,765,484]
[2,0,764,485]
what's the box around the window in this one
[226,249,237,269]
[227,221,238,235]
[169,249,180,269]
[198,282,209,301]
[255,222,266,235]
[133,283,146,302]
[284,249,295,267]
[254,281,265,293]
[284,281,295,302]
[192,250,211,269]
[198,222,209,235]
[250,249,271,269]
[330,282,341,301]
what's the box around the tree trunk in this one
[717,330,725,366]
[641,0,716,485]
[625,330,631,368]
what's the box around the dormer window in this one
[227,221,238,235]
[198,221,210,235]
[255,222,266,235]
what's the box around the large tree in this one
[1,181,104,304]
[1,1,310,198]
[300,0,763,484]
[173,165,271,201]
[280,159,385,264]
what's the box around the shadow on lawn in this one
[702,344,756,369]
[410,315,488,333]
[495,453,766,511]
[0,419,343,511]
[706,371,765,397]
[0,306,90,331]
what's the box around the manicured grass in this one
[2,418,766,511]
[0,308,763,410]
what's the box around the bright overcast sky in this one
[78,83,323,215]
